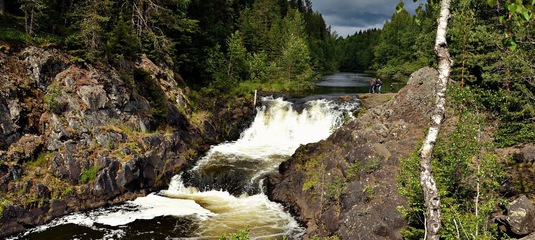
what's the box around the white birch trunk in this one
[419,0,453,239]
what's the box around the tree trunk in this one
[419,0,452,239]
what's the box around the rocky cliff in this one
[0,46,255,237]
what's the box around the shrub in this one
[80,165,98,184]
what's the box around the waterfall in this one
[12,96,359,240]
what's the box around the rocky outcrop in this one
[0,46,255,237]
[267,67,439,239]
[496,195,535,237]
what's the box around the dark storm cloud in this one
[310,0,422,37]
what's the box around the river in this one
[9,72,373,240]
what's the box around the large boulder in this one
[496,195,535,237]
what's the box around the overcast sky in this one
[309,0,422,37]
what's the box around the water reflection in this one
[312,72,405,95]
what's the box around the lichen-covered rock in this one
[496,195,535,237]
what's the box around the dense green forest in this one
[0,0,337,95]
[334,0,534,146]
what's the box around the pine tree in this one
[68,0,112,61]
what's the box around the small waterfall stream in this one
[11,74,365,239]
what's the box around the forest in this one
[0,0,338,95]
[1,0,534,238]
[335,0,534,148]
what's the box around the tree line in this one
[0,0,338,96]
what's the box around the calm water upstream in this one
[10,73,373,240]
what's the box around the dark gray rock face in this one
[268,67,439,240]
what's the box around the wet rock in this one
[0,205,31,237]
[117,157,141,192]
[48,200,67,218]
[0,46,256,238]
[0,94,21,150]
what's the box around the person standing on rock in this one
[375,78,382,94]
[369,78,376,94]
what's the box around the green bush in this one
[80,165,98,184]
[44,82,68,114]
[219,227,249,240]
[398,85,507,239]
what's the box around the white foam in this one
[161,175,303,238]
[93,194,215,226]
[194,98,350,171]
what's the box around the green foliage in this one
[0,198,10,218]
[219,227,249,240]
[478,87,535,147]
[397,151,425,239]
[67,0,112,62]
[302,155,322,191]
[30,151,52,168]
[326,176,347,201]
[335,29,381,72]
[204,2,319,97]
[0,27,31,43]
[44,82,67,114]
[345,162,362,180]
[80,165,98,184]
[363,157,381,174]
[373,9,422,81]
[106,16,140,64]
[398,85,508,239]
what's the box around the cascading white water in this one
[190,97,355,187]
[11,96,359,240]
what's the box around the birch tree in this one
[418,0,452,239]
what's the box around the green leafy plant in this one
[44,82,67,114]
[219,227,249,240]
[80,165,99,184]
